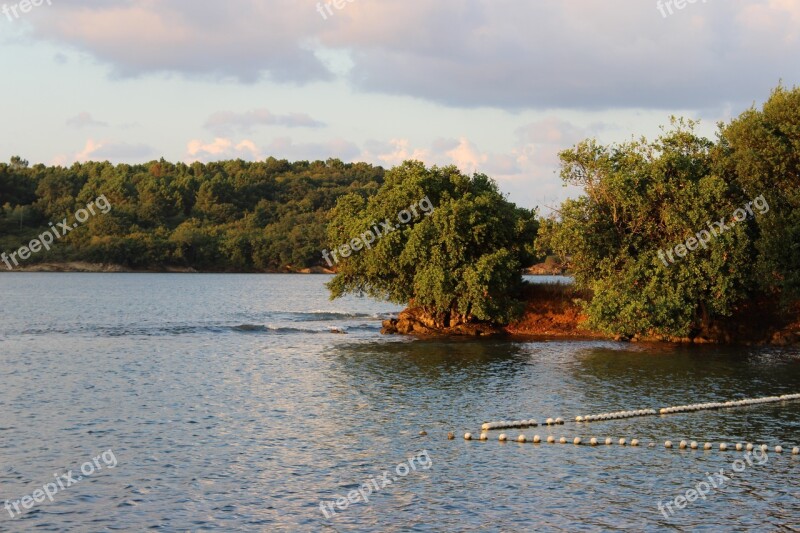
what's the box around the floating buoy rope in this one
[466,392,800,455]
[478,393,800,432]
[463,432,799,455]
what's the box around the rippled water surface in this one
[1,273,799,531]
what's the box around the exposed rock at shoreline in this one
[296,266,336,274]
[382,284,800,346]
[381,307,504,337]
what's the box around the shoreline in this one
[1,262,561,276]
[381,283,800,347]
[0,262,336,274]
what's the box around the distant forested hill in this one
[0,156,384,271]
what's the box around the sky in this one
[0,0,798,209]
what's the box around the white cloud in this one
[185,136,360,163]
[361,139,430,168]
[65,138,156,163]
[186,138,262,162]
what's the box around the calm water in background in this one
[0,273,799,532]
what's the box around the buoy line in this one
[481,418,563,431]
[479,393,800,431]
[461,432,800,455]
[656,393,800,416]
[580,393,800,423]
[576,409,658,423]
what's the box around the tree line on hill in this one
[0,157,384,271]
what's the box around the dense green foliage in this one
[326,161,538,324]
[720,86,800,303]
[0,157,384,271]
[540,85,800,339]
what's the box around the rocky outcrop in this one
[381,307,504,337]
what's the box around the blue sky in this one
[1,0,798,209]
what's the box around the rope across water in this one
[479,393,800,431]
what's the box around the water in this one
[1,274,799,531]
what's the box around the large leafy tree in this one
[541,120,757,338]
[326,161,538,324]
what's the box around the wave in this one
[20,322,382,337]
[274,310,392,322]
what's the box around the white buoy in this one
[793,447,799,455]
[499,434,507,442]
[690,441,698,449]
[736,443,743,451]
[590,437,598,446]
[547,436,555,443]
[546,418,554,425]
[776,445,783,453]
[631,439,640,446]
[576,416,584,422]
[665,440,673,449]
[559,437,567,444]
[720,443,728,451]
[704,443,712,450]
[533,435,541,443]
[517,435,526,443]
[481,423,490,431]
[619,438,627,446]
[556,418,564,424]
[464,433,473,440]
[480,433,488,441]
[574,437,582,445]
[761,444,769,452]
[605,438,613,445]
[679,440,687,449]
[746,443,754,451]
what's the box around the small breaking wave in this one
[19,321,381,337]
[275,310,390,322]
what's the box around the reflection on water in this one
[0,274,799,531]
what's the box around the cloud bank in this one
[27,0,800,111]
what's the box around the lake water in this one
[1,274,799,531]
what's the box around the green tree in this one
[326,161,537,325]
[544,120,755,339]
